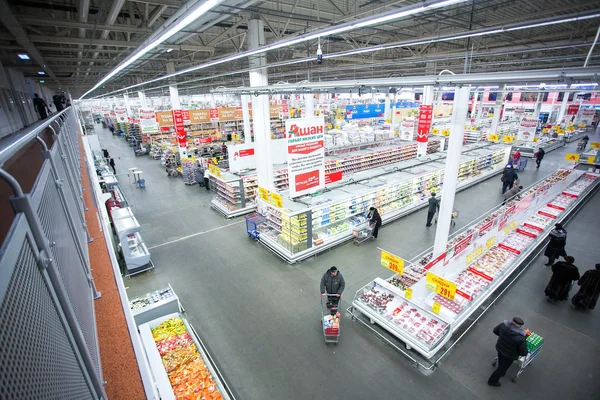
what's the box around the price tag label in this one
[380,250,404,275]
[533,137,539,142]
[269,192,283,208]
[503,135,515,143]
[258,186,269,202]
[503,225,510,234]
[426,282,436,291]
[405,287,413,300]
[565,153,580,162]
[209,164,215,174]
[590,142,600,149]
[426,272,457,301]
[588,156,596,164]
[509,221,517,230]
[475,245,484,257]
[215,167,221,178]
[432,302,441,314]
[465,251,475,265]
[488,134,499,141]
[442,129,450,136]
[486,236,496,249]
[542,128,549,133]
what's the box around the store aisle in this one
[98,127,599,400]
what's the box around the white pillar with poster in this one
[286,117,326,199]
[489,84,505,135]
[241,94,252,144]
[433,85,470,263]
[172,109,188,158]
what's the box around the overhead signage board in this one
[286,117,325,198]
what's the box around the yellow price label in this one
[208,164,215,174]
[431,128,439,135]
[215,167,221,178]
[503,135,515,143]
[488,134,499,141]
[590,142,600,149]
[542,128,549,133]
[471,126,478,131]
[488,113,494,117]
[567,127,575,132]
[557,129,565,134]
[509,221,517,230]
[578,124,586,128]
[465,251,475,265]
[380,250,404,275]
[475,245,484,257]
[432,302,441,315]
[588,156,596,164]
[426,272,457,301]
[441,129,450,136]
[486,236,496,249]
[269,192,283,208]
[552,125,560,130]
[565,153,580,162]
[326,123,333,129]
[405,287,413,300]
[569,122,574,127]
[503,225,510,234]
[258,186,269,202]
[533,137,539,142]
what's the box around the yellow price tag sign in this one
[215,167,221,178]
[258,186,269,202]
[503,135,515,143]
[431,128,439,135]
[486,236,496,249]
[465,251,475,265]
[405,287,413,300]
[488,134,499,141]
[208,164,215,174]
[565,153,580,162]
[441,129,450,136]
[542,128,549,133]
[432,302,441,315]
[533,137,539,142]
[509,221,517,230]
[588,156,596,164]
[426,272,457,301]
[557,129,565,135]
[567,127,575,132]
[552,125,560,130]
[380,250,404,275]
[503,225,510,234]
[590,142,600,149]
[471,126,478,131]
[269,192,283,208]
[475,245,484,257]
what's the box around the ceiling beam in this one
[0,0,56,78]
[17,16,154,34]
[148,4,169,28]
[21,35,215,52]
[132,0,182,6]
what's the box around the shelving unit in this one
[349,169,599,359]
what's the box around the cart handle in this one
[321,293,341,297]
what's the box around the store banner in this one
[139,108,158,133]
[567,105,579,115]
[114,106,128,122]
[579,109,595,126]
[181,110,190,121]
[218,107,237,121]
[270,105,280,119]
[233,107,244,120]
[286,116,326,198]
[345,103,385,120]
[400,117,416,140]
[209,108,219,122]
[190,109,211,124]
[228,143,256,171]
[416,105,433,142]
[514,107,525,117]
[325,171,343,185]
[157,111,174,127]
[517,117,537,142]
[172,110,187,148]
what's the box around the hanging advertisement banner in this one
[172,110,187,148]
[270,105,280,119]
[190,109,210,124]
[416,105,433,142]
[139,108,158,133]
[579,109,595,126]
[567,105,579,115]
[156,111,174,127]
[218,107,237,121]
[400,117,416,140]
[513,107,525,118]
[286,117,325,198]
[102,106,110,117]
[209,108,219,121]
[114,106,128,122]
[233,107,244,120]
[517,117,537,142]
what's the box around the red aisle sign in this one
[172,109,187,148]
[181,110,190,121]
[325,171,343,185]
[567,105,579,115]
[417,105,433,142]
[209,108,219,121]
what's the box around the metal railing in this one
[0,108,106,399]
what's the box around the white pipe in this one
[584,25,600,67]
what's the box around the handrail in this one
[0,108,71,166]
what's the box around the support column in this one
[138,91,148,108]
[490,85,505,134]
[248,18,273,190]
[433,85,470,260]
[557,91,569,125]
[123,93,132,118]
[384,93,391,122]
[475,90,485,124]
[304,94,315,117]
[533,92,543,121]
[167,62,181,110]
[241,94,252,144]
[417,86,434,157]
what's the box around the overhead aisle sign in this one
[286,117,326,198]
[139,108,158,133]
[417,105,433,142]
[115,107,128,122]
[517,117,537,142]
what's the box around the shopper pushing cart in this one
[488,317,529,387]
[320,267,345,309]
[320,267,345,343]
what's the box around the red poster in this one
[325,171,343,185]
[567,105,579,115]
[181,110,190,121]
[172,110,187,147]
[235,148,255,158]
[424,252,446,271]
[209,108,219,121]
[288,140,324,155]
[294,169,320,192]
[468,267,494,281]
[417,105,433,142]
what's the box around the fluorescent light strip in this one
[80,0,221,99]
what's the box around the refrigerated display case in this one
[350,169,599,358]
[111,206,152,275]
[513,137,564,157]
[129,285,182,326]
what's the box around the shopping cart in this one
[245,213,266,240]
[352,221,375,245]
[492,344,543,382]
[515,158,528,171]
[435,209,459,227]
[577,141,586,151]
[321,294,341,344]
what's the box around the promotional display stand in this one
[255,144,510,263]
[350,169,599,359]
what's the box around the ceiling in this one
[0,0,598,98]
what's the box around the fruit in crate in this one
[152,318,187,341]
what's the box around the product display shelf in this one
[576,148,600,171]
[129,285,182,326]
[209,170,256,218]
[513,137,564,157]
[138,313,233,400]
[351,169,599,358]
[111,206,152,275]
[563,128,588,143]
[324,143,418,175]
[256,144,511,263]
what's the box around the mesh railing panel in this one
[0,229,94,400]
[37,173,100,377]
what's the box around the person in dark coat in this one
[320,266,345,309]
[109,158,116,174]
[571,263,600,310]
[502,185,522,205]
[426,192,440,227]
[488,317,528,387]
[33,93,49,120]
[545,256,580,303]
[367,207,382,238]
[544,223,567,266]
[501,165,518,194]
[535,147,545,168]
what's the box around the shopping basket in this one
[245,213,265,240]
[320,294,341,344]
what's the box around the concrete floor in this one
[97,127,600,400]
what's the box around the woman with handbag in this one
[367,207,382,239]
[572,264,600,311]
[545,256,580,303]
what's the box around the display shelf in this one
[513,138,564,157]
[256,144,511,263]
[351,169,599,358]
[138,313,232,400]
[129,285,181,326]
[111,206,152,275]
